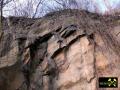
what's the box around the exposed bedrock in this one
[0,9,120,90]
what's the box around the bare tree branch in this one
[32,0,43,18]
[3,0,12,6]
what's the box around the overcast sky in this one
[3,0,120,17]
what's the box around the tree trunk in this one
[0,0,3,41]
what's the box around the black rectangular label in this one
[99,77,118,88]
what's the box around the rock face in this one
[0,9,120,90]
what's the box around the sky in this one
[3,0,120,17]
[76,0,120,13]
